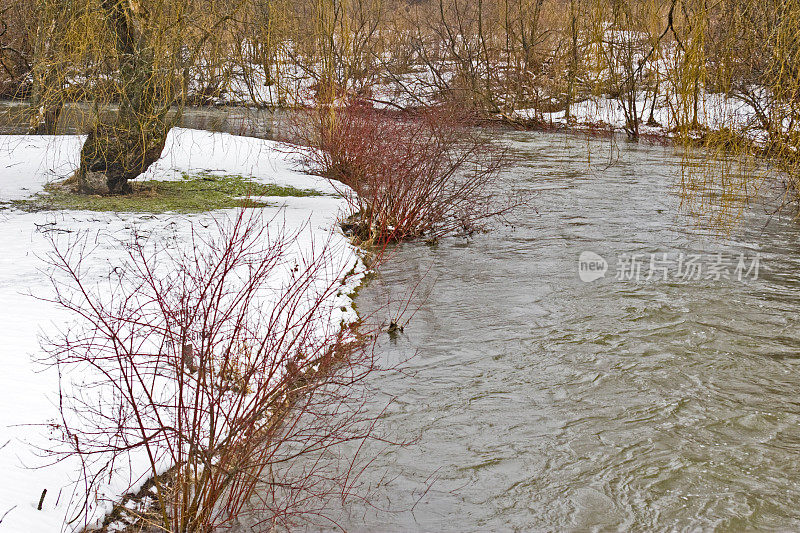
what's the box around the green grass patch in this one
[4,172,325,213]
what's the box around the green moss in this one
[4,172,325,214]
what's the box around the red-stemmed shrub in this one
[290,100,513,246]
[39,210,390,532]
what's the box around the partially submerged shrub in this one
[291,100,513,246]
[40,210,385,532]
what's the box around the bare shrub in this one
[290,99,513,246]
[39,210,388,532]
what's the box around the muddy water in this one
[338,132,800,531]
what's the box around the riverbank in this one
[0,128,365,531]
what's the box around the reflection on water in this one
[0,101,290,139]
[334,132,800,531]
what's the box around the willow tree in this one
[767,0,800,194]
[30,0,244,194]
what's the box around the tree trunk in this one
[76,0,171,195]
[77,121,169,194]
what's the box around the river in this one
[6,100,800,530]
[334,131,800,531]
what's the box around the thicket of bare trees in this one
[7,1,799,116]
[0,0,33,98]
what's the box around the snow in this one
[0,136,83,200]
[0,129,363,531]
[513,90,769,143]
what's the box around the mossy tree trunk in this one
[77,0,171,194]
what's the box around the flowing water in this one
[334,132,800,532]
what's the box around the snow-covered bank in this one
[513,92,769,143]
[0,129,363,531]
